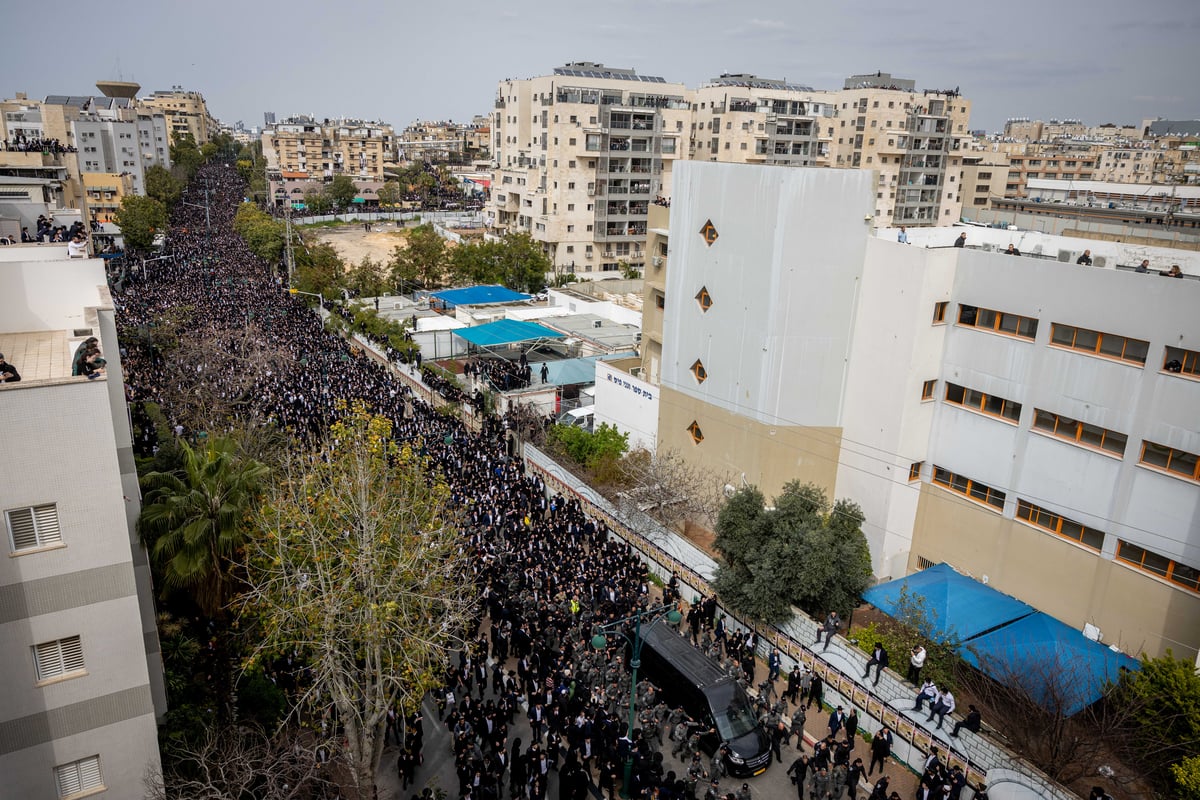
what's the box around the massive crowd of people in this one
[113,164,938,800]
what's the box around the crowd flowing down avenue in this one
[114,164,932,800]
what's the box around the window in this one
[655,295,665,310]
[957,305,1038,340]
[54,755,103,798]
[1163,346,1200,377]
[1016,500,1104,550]
[34,636,86,682]
[695,286,713,312]
[6,504,62,552]
[690,359,708,384]
[1032,410,1127,456]
[686,421,704,444]
[1140,442,1200,482]
[1117,541,1200,592]
[932,301,948,324]
[566,245,574,252]
[945,383,1022,423]
[908,461,923,481]
[931,465,1006,510]
[921,380,936,401]
[1050,323,1148,365]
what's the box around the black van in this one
[638,620,772,777]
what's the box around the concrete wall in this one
[663,162,876,428]
[0,379,162,796]
[594,359,658,451]
[910,483,1200,661]
[0,256,107,333]
[658,385,842,500]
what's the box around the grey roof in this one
[554,67,667,84]
[706,74,814,92]
[541,313,640,351]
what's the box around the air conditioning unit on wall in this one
[652,256,663,266]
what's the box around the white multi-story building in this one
[0,245,165,798]
[649,161,1200,662]
[72,111,171,197]
[490,63,691,276]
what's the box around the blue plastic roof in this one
[453,319,564,347]
[862,563,1035,642]
[537,352,638,387]
[866,564,1141,715]
[430,285,531,306]
[962,612,1141,716]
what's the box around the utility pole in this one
[285,203,295,286]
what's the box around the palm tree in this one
[139,436,270,618]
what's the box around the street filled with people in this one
[114,164,938,800]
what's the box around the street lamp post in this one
[590,603,682,798]
[288,287,325,311]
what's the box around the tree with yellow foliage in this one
[241,403,476,800]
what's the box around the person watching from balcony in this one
[1076,249,1092,265]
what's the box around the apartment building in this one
[489,63,691,276]
[959,152,1011,215]
[1,88,172,225]
[1094,141,1200,184]
[639,160,1199,662]
[688,75,828,167]
[824,74,973,224]
[137,86,218,144]
[262,116,395,181]
[0,245,165,798]
[72,111,171,197]
[996,141,1101,197]
[400,117,490,163]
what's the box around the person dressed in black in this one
[953,232,966,248]
[862,643,888,685]
[867,725,892,776]
[950,705,981,737]
[1076,249,1092,265]
[0,353,20,384]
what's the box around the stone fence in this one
[522,443,1078,800]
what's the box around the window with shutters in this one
[6,503,63,553]
[54,755,104,798]
[34,635,86,683]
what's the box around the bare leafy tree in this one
[145,725,334,800]
[611,446,729,534]
[955,646,1154,794]
[240,403,477,800]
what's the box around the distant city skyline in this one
[1,0,1195,135]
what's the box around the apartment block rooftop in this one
[704,73,814,92]
[0,244,111,387]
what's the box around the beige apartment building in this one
[262,116,395,181]
[400,117,490,163]
[137,87,218,144]
[823,74,973,225]
[1094,141,1200,184]
[995,141,1101,197]
[490,63,691,276]
[959,152,1011,215]
[490,66,977,279]
[687,75,829,167]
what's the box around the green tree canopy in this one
[233,203,286,263]
[302,186,333,216]
[170,132,204,180]
[345,255,389,298]
[712,481,873,623]
[145,164,183,209]
[138,437,270,617]
[376,180,401,208]
[241,404,476,800]
[114,194,168,253]
[326,174,358,210]
[293,241,345,297]
[389,224,448,289]
[449,233,550,293]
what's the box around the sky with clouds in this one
[1,0,1195,133]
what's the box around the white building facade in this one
[0,247,165,798]
[657,161,1200,661]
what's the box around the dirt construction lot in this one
[311,222,410,265]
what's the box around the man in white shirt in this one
[67,233,88,258]
[928,688,956,729]
[908,645,927,684]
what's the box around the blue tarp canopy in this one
[864,563,1140,715]
[453,319,564,348]
[862,562,1035,642]
[538,352,638,387]
[431,285,531,307]
[961,612,1141,716]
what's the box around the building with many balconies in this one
[262,116,395,182]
